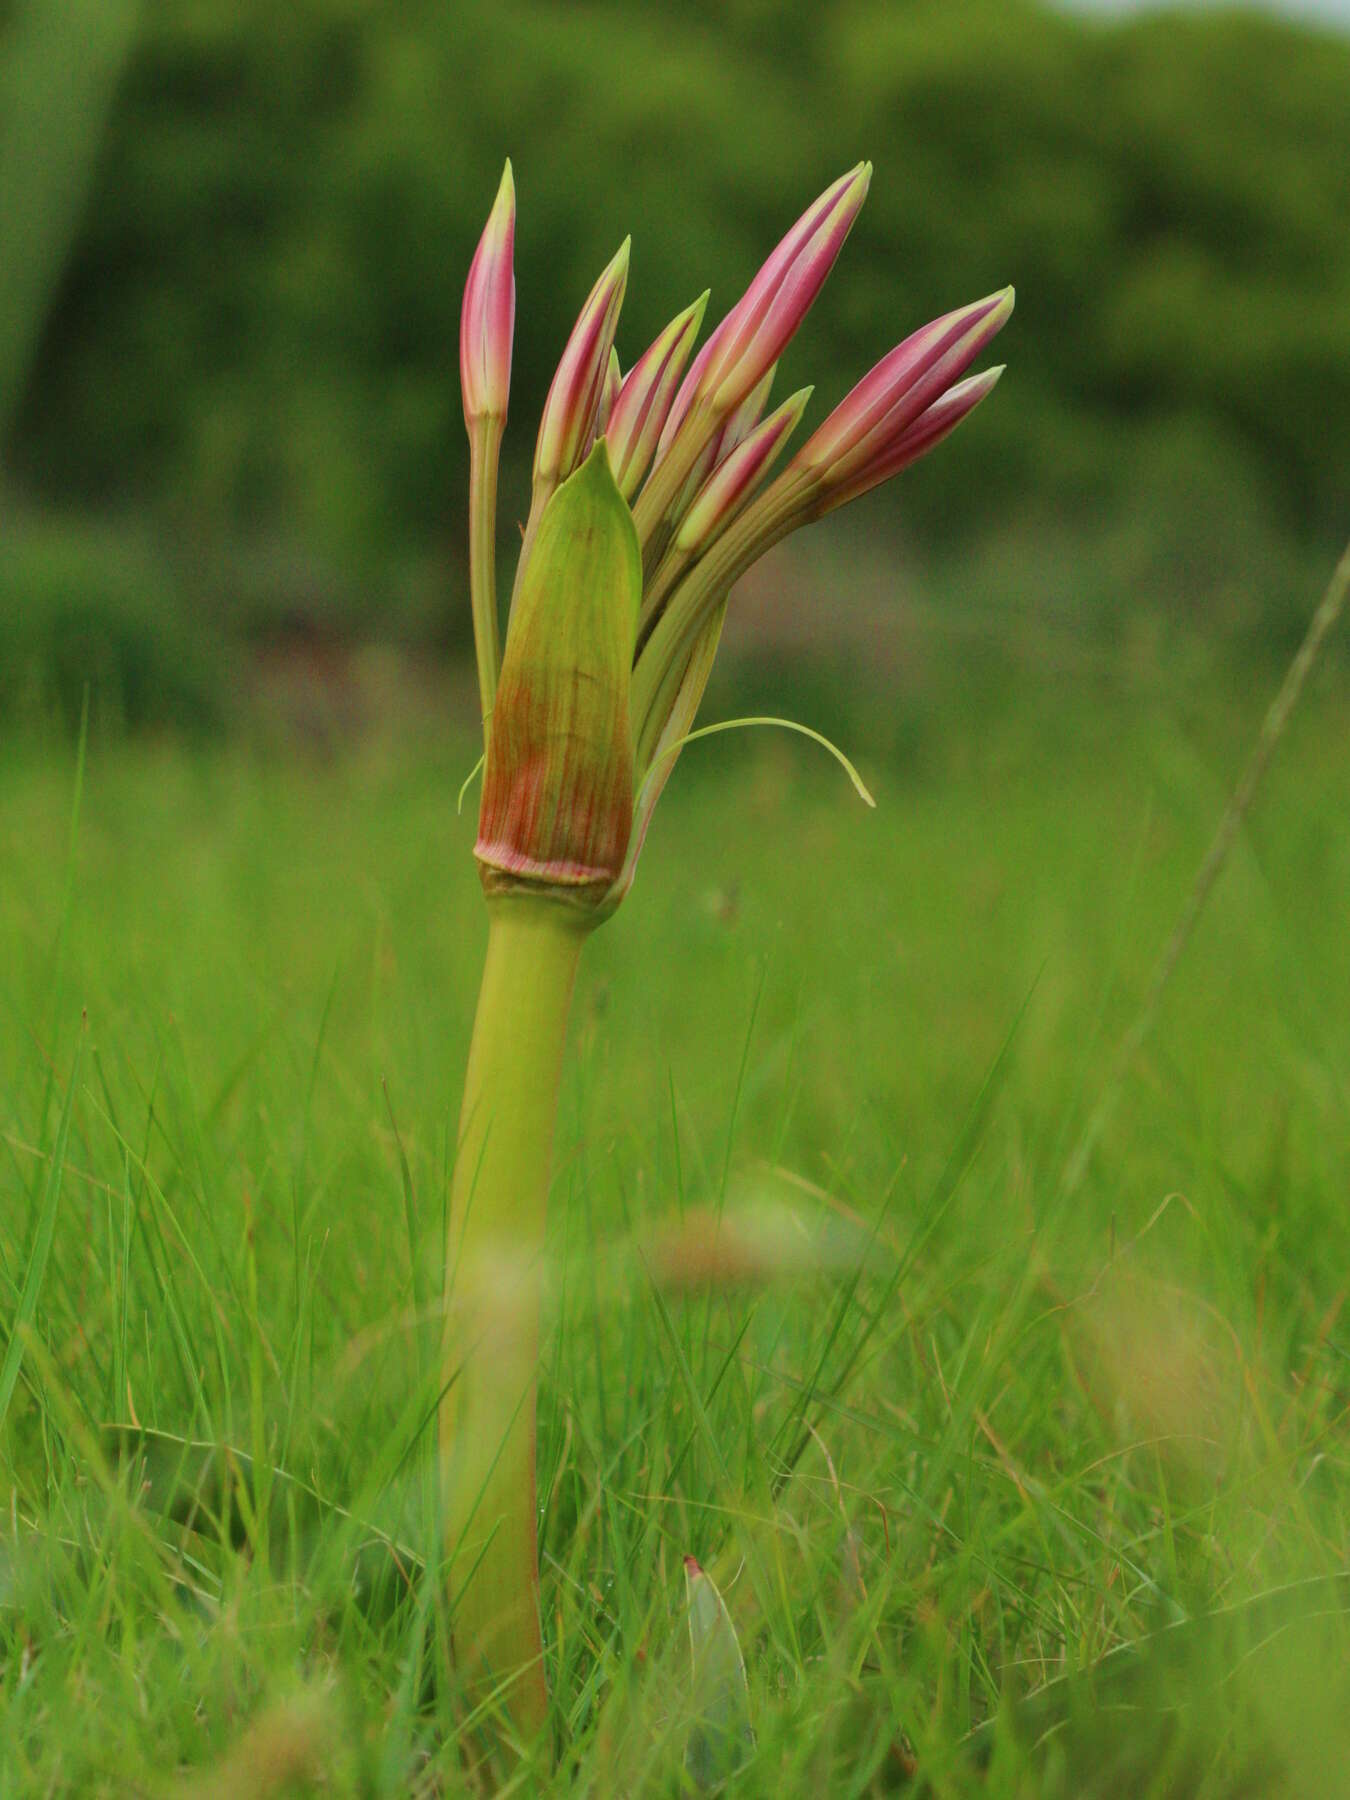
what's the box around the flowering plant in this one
[445,158,1011,1741]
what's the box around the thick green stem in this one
[441,894,589,1740]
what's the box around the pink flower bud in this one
[606,292,708,499]
[653,315,729,460]
[672,364,778,523]
[685,163,870,421]
[796,287,1013,488]
[533,239,631,486]
[676,386,813,553]
[817,364,1005,515]
[460,161,516,428]
[714,365,778,458]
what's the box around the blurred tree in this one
[0,0,140,440]
[5,0,1349,638]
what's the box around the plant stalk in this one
[441,893,589,1739]
[467,420,504,737]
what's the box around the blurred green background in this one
[2,0,1349,735]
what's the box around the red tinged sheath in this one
[476,443,643,907]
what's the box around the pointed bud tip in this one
[953,363,1005,400]
[483,160,515,248]
[958,287,1014,333]
[572,434,621,490]
[591,236,632,307]
[836,160,872,214]
[594,236,632,312]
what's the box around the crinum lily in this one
[444,157,1012,1741]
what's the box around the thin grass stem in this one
[1064,537,1350,1194]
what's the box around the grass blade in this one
[0,1035,82,1436]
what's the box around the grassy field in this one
[1,639,1348,1795]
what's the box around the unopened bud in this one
[816,364,1005,515]
[796,288,1013,489]
[460,161,516,427]
[533,239,631,487]
[688,163,869,420]
[676,386,812,553]
[607,292,708,498]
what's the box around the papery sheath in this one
[477,444,642,904]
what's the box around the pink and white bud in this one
[817,364,1005,515]
[795,287,1013,488]
[460,160,516,428]
[653,314,730,460]
[685,162,871,421]
[606,292,708,499]
[677,385,813,553]
[534,238,631,486]
[673,363,778,520]
[715,364,778,457]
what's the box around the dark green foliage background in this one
[8,0,1350,650]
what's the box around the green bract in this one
[476,443,642,909]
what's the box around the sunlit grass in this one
[1,648,1347,1794]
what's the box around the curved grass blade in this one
[100,1423,425,1616]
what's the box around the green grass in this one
[1,646,1348,1795]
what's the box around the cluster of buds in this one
[461,160,1012,918]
